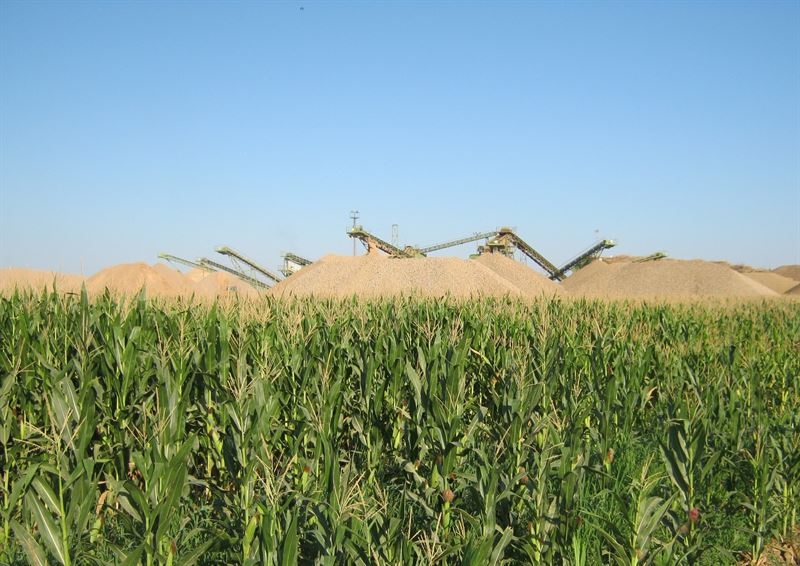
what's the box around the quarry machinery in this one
[415,231,499,256]
[479,228,561,278]
[635,252,667,263]
[281,252,312,277]
[198,258,270,289]
[216,246,283,284]
[159,253,216,273]
[347,226,415,257]
[349,226,500,258]
[551,239,617,281]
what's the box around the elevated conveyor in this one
[158,253,216,273]
[216,246,283,284]
[489,228,560,278]
[552,239,616,281]
[418,231,498,255]
[198,258,270,289]
[347,226,414,257]
[281,252,312,276]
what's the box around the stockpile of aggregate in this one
[562,258,778,299]
[0,268,85,295]
[741,271,798,294]
[193,270,261,298]
[87,263,262,298]
[773,265,800,282]
[0,263,264,299]
[472,253,563,296]
[87,263,195,297]
[268,253,562,299]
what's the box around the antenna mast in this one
[350,209,360,256]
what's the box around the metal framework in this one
[418,231,498,255]
[551,239,616,280]
[281,252,312,277]
[216,246,283,284]
[198,258,270,289]
[158,253,216,273]
[635,252,666,263]
[347,226,414,257]
[343,224,615,282]
[480,228,561,278]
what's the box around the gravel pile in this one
[741,271,798,294]
[268,253,556,299]
[0,268,85,295]
[87,263,194,297]
[562,258,778,299]
[773,265,800,282]
[473,253,563,296]
[193,271,261,298]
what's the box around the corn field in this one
[1,289,798,564]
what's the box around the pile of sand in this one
[86,263,196,297]
[741,271,798,294]
[193,270,261,298]
[0,268,85,295]
[773,265,800,282]
[1,262,265,299]
[268,253,563,299]
[473,253,563,296]
[88,263,266,298]
[562,258,778,299]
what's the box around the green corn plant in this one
[1,290,798,563]
[660,407,720,563]
[586,455,676,566]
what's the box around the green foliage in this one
[1,290,798,564]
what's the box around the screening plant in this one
[0,288,797,564]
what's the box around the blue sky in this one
[1,0,798,276]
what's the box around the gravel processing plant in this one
[1,225,796,300]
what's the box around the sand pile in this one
[268,253,562,299]
[773,265,800,282]
[87,263,264,298]
[0,268,85,295]
[562,258,778,299]
[86,263,195,297]
[473,253,563,296]
[193,271,261,298]
[1,262,264,299]
[741,271,798,294]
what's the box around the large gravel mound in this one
[268,254,557,299]
[562,258,778,299]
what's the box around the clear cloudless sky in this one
[1,0,798,276]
